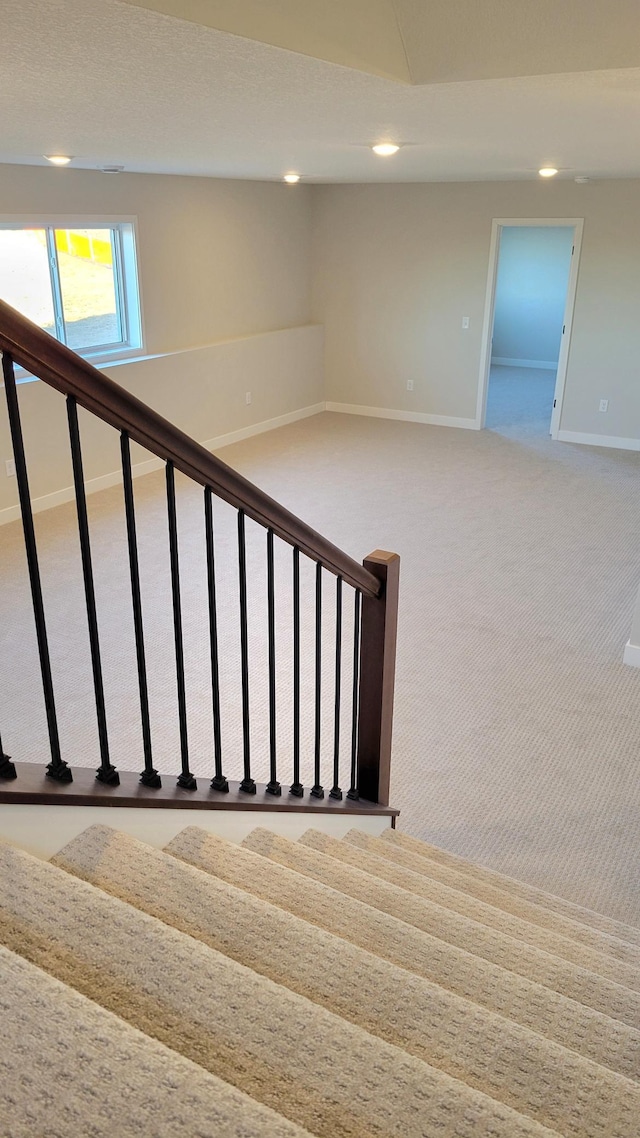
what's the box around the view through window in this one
[0,223,141,358]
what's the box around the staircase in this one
[1,297,399,814]
[2,825,639,1137]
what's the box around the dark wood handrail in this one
[0,300,380,597]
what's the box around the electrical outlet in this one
[245,391,252,405]
[406,380,414,392]
[599,399,609,413]
[462,316,470,329]
[5,459,15,478]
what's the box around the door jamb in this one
[474,217,584,437]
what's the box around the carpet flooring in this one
[1,403,639,921]
[485,364,556,437]
[3,821,640,1136]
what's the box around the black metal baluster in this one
[266,529,281,795]
[347,589,362,801]
[0,730,16,780]
[205,487,228,792]
[330,576,343,799]
[67,397,119,785]
[121,432,160,788]
[166,461,196,789]
[237,509,256,793]
[311,561,324,798]
[289,546,303,797]
[2,355,71,782]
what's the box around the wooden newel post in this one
[356,550,400,806]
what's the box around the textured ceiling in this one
[2,0,640,182]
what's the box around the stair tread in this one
[304,826,640,1016]
[49,823,639,1138]
[229,825,640,1082]
[0,841,556,1138]
[381,828,640,946]
[177,825,640,1072]
[350,830,640,965]
[241,827,640,1031]
[341,830,640,980]
[0,943,313,1138]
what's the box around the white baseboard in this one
[492,357,557,370]
[623,641,640,668]
[202,402,325,452]
[325,402,478,431]
[0,462,162,527]
[0,403,325,528]
[557,430,640,452]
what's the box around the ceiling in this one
[2,0,640,182]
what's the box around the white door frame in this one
[475,217,584,437]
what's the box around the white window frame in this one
[0,214,145,376]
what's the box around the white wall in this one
[492,226,574,367]
[0,164,318,514]
[311,179,640,443]
[0,802,390,860]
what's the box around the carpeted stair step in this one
[302,828,640,1003]
[295,828,640,977]
[171,825,640,1083]
[0,943,314,1138]
[348,830,640,967]
[246,827,640,1030]
[338,830,640,984]
[0,843,558,1138]
[50,824,640,1138]
[379,827,640,948]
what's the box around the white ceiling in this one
[2,0,640,183]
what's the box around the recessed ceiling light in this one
[538,166,558,178]
[372,143,400,157]
[284,173,301,183]
[574,176,590,184]
[44,155,72,166]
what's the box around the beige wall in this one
[311,179,640,441]
[0,326,324,520]
[3,168,640,519]
[0,164,312,351]
[0,165,317,514]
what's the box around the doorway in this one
[476,219,583,438]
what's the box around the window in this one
[0,220,142,362]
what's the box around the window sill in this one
[11,345,149,385]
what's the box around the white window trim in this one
[0,214,146,381]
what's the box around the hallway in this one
[486,364,556,439]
